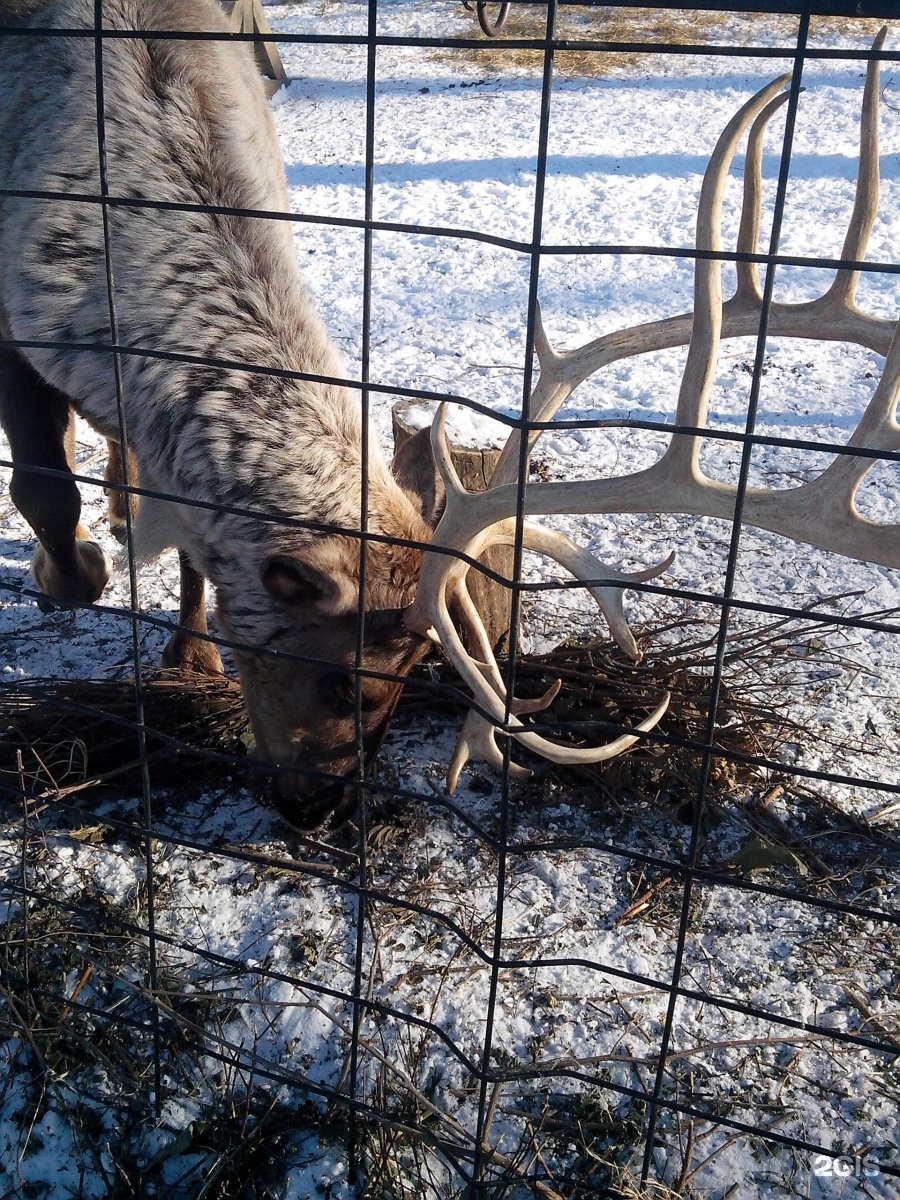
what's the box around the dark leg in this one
[104,436,139,544]
[0,350,111,606]
[160,549,223,675]
[104,437,220,673]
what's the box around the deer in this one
[0,0,443,827]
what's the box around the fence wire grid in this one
[0,2,898,1198]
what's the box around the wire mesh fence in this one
[0,1,897,1197]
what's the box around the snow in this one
[0,3,898,1198]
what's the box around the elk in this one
[404,29,899,790]
[0,0,441,826]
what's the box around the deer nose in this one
[270,771,353,830]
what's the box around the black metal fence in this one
[0,2,897,1197]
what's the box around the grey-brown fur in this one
[0,0,437,824]
[0,1,53,17]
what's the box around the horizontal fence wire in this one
[0,2,897,1197]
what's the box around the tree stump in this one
[219,0,288,96]
[392,400,513,655]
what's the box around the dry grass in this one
[0,614,797,822]
[443,5,890,77]
[0,897,322,1197]
[0,672,248,807]
[1,603,892,855]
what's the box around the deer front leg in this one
[161,549,223,675]
[103,436,139,544]
[0,350,111,609]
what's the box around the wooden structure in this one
[219,0,288,96]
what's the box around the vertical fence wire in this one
[347,3,382,1178]
[470,3,562,1188]
[90,0,163,1116]
[639,3,816,1182]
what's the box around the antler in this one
[409,31,899,790]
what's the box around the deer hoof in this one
[161,633,223,676]
[32,539,112,608]
[108,514,128,545]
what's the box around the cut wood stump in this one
[219,0,288,96]
[392,400,513,655]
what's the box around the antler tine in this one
[663,75,793,481]
[731,92,793,305]
[431,401,468,505]
[822,25,886,313]
[490,299,571,489]
[491,78,798,495]
[447,710,531,794]
[520,525,675,663]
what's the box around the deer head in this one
[215,427,443,829]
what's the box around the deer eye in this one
[320,671,380,714]
[321,671,356,713]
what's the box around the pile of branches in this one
[0,606,847,813]
[0,672,248,805]
[402,606,836,813]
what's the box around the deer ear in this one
[261,546,357,617]
[391,425,445,529]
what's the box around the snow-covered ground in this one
[0,3,897,1197]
